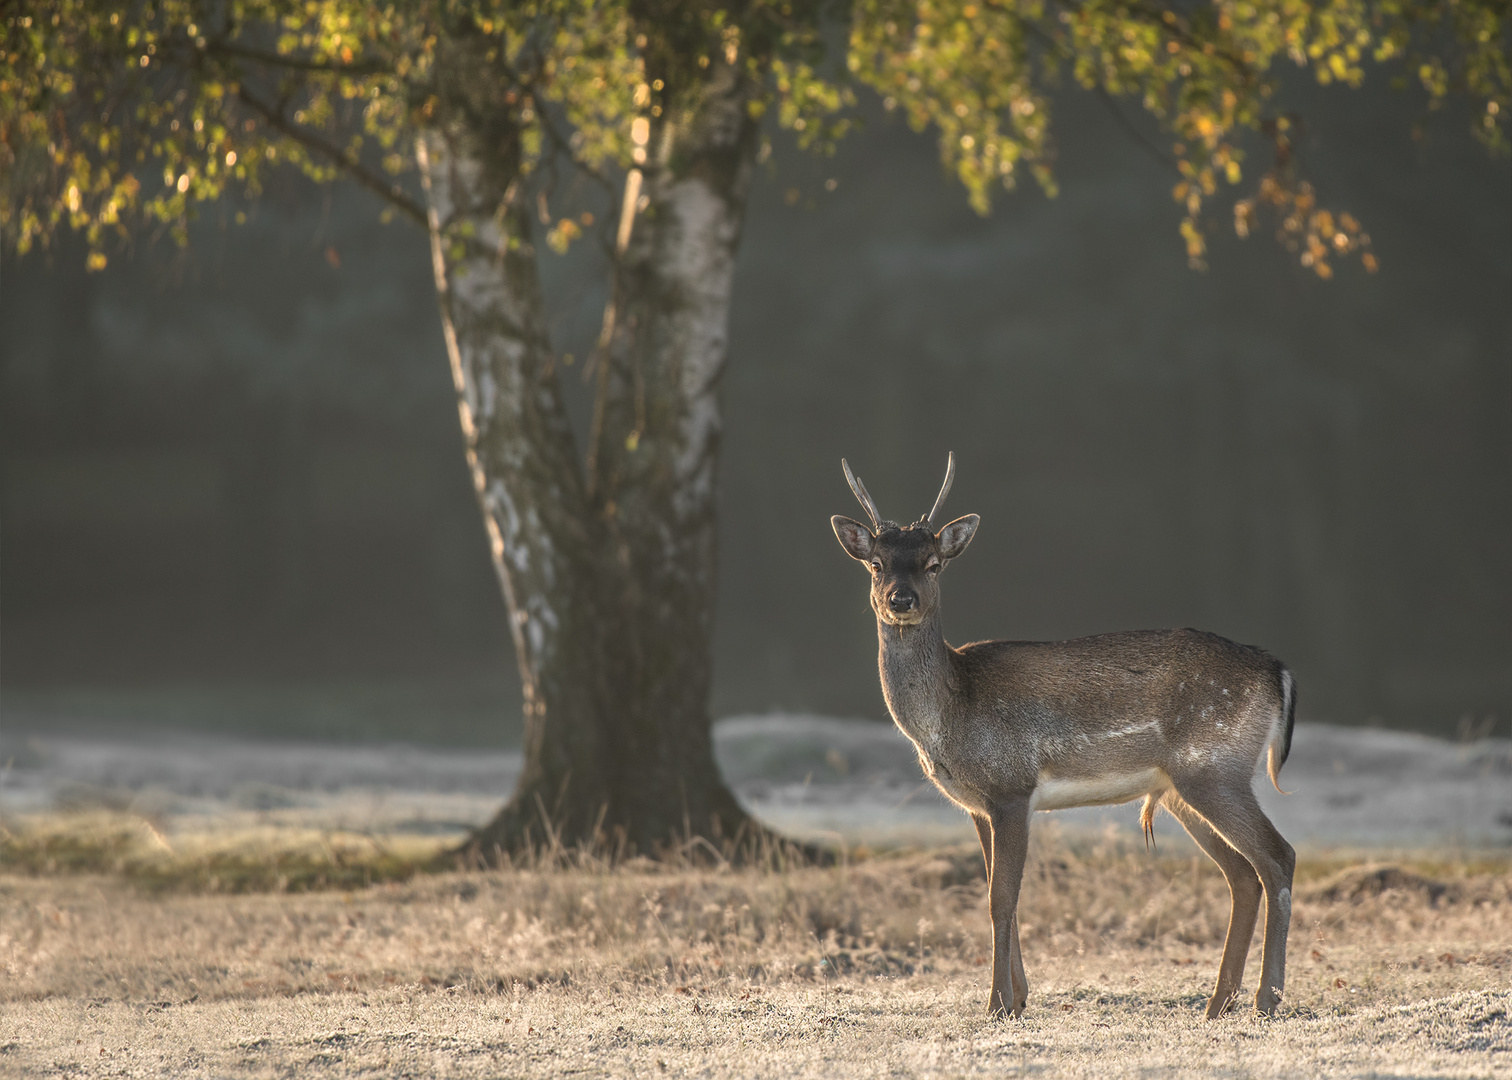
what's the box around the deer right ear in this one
[831,516,875,561]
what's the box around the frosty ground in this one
[1,717,1509,1077]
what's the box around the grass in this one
[0,812,450,893]
[2,814,1509,1077]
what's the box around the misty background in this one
[2,81,1508,749]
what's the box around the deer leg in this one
[1171,784,1296,1017]
[972,812,993,878]
[985,800,1031,1018]
[1008,912,1028,1012]
[1163,795,1262,1018]
[974,812,1029,1011]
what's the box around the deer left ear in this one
[936,514,979,561]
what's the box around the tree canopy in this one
[4,0,1506,278]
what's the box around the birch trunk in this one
[420,56,765,857]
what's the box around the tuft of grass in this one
[0,813,449,893]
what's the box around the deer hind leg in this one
[1163,794,1264,1018]
[984,802,1031,1018]
[1170,784,1295,1017]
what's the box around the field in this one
[3,817,1509,1079]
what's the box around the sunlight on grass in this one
[0,812,450,893]
[1,813,1507,1076]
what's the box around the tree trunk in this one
[418,55,770,859]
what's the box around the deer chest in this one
[906,737,988,815]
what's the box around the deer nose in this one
[888,590,917,613]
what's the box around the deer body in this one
[835,456,1295,1021]
[881,623,1291,816]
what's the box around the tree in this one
[3,0,1505,858]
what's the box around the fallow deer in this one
[831,454,1296,1019]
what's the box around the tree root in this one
[450,784,834,870]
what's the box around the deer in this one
[831,453,1296,1020]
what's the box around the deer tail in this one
[1267,666,1296,795]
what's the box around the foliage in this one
[848,0,1507,270]
[1,0,1506,273]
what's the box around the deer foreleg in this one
[1009,912,1028,1011]
[985,800,1031,1018]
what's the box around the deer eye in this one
[869,558,882,574]
[926,561,941,575]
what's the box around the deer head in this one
[831,453,980,626]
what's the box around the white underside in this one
[1030,768,1169,812]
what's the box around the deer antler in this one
[924,451,955,528]
[841,459,882,529]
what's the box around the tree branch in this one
[1041,0,1259,86]
[1093,86,1180,175]
[235,87,428,227]
[206,38,393,76]
[500,45,619,200]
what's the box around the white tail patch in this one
[1265,669,1295,795]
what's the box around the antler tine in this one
[841,458,883,529]
[924,451,955,528]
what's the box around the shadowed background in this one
[2,82,1508,747]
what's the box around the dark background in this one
[2,80,1508,746]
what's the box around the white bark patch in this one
[524,593,558,667]
[477,368,499,423]
[485,479,558,670]
[656,177,740,520]
[525,505,555,588]
[487,480,530,576]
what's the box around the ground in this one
[3,821,1508,1078]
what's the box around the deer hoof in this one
[1254,986,1282,1017]
[986,993,1024,1019]
[1204,991,1238,1020]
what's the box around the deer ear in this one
[936,514,979,560]
[831,516,875,561]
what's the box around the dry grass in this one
[0,812,449,894]
[2,817,1509,1078]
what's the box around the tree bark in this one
[419,53,771,859]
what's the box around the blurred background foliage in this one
[1,0,1507,744]
[4,0,1506,271]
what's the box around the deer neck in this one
[876,608,953,750]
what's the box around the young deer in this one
[832,454,1296,1020]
